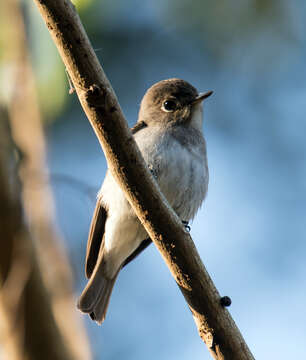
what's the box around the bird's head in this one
[138,78,213,131]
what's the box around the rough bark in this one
[32,0,255,358]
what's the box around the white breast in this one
[135,124,208,221]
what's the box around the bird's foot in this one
[149,166,158,179]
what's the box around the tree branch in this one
[32,0,255,358]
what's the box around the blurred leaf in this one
[27,2,68,121]
[72,0,96,12]
[160,0,292,61]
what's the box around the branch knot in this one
[85,84,105,108]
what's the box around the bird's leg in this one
[148,165,158,179]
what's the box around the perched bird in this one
[77,78,212,324]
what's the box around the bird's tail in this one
[77,263,119,324]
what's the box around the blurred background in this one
[1,0,306,359]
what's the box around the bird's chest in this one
[136,129,208,220]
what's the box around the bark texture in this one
[32,0,255,358]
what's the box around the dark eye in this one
[162,100,176,112]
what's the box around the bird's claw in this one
[149,167,158,179]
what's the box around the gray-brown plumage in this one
[77,79,212,324]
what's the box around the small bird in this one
[77,78,212,324]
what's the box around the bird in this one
[77,78,212,324]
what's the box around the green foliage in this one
[73,0,96,12]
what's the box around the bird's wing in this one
[86,200,152,274]
[85,201,107,279]
[85,120,150,278]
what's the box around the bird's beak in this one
[192,91,213,105]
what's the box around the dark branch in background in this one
[0,112,73,360]
[0,0,91,358]
[32,0,255,359]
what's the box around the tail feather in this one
[78,261,119,324]
[90,275,118,323]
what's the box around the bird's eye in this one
[162,100,177,112]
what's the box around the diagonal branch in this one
[32,0,255,358]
